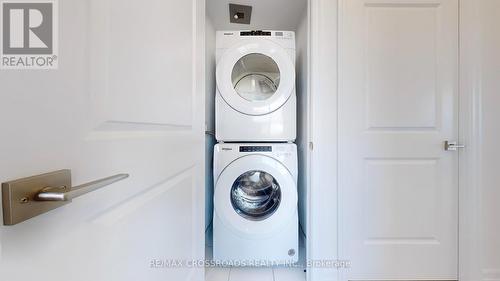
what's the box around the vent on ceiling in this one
[229,3,252,25]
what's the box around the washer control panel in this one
[239,146,272,153]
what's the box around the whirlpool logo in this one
[1,0,58,69]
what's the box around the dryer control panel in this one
[239,146,272,152]
[240,30,272,36]
[216,30,296,50]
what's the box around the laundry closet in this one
[204,0,310,280]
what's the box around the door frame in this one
[457,1,485,281]
[308,0,339,280]
[309,0,479,281]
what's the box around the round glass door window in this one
[231,53,280,101]
[230,170,281,221]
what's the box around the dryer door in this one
[214,155,297,238]
[216,40,295,116]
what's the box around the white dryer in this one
[215,30,296,142]
[213,143,298,265]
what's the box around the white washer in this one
[215,30,296,142]
[213,143,298,265]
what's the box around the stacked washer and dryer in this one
[213,30,298,265]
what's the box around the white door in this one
[0,0,205,280]
[339,0,458,280]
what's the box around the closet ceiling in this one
[206,0,307,30]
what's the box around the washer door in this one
[214,155,297,238]
[216,40,295,116]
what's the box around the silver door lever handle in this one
[2,170,130,225]
[35,174,129,201]
[444,141,466,151]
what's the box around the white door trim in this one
[309,0,340,280]
[458,1,486,281]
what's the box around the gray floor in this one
[205,266,305,281]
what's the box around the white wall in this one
[205,16,216,232]
[205,18,216,133]
[296,9,309,236]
